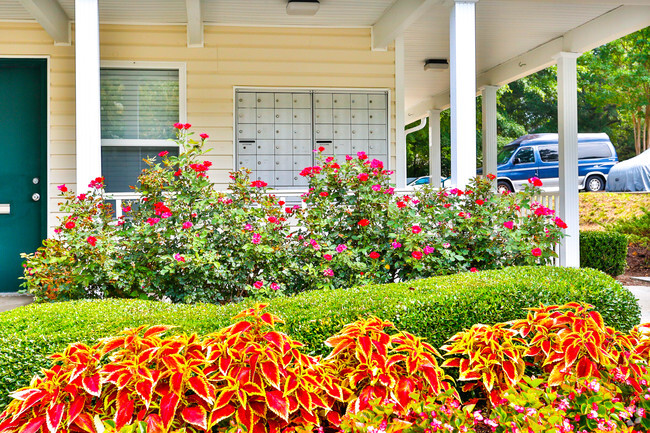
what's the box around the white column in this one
[449,0,478,189]
[429,109,442,188]
[395,35,407,188]
[75,0,102,192]
[555,52,581,267]
[481,85,498,188]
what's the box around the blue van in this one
[496,133,618,193]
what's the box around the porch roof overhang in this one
[2,0,649,119]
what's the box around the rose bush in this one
[22,126,565,303]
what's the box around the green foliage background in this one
[407,26,649,178]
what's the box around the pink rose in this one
[253,280,263,289]
[270,283,280,291]
[324,268,334,277]
[531,248,542,257]
[252,233,261,244]
[391,241,402,249]
[372,184,382,192]
[336,244,347,253]
[423,246,435,255]
[412,225,422,234]
[503,221,514,230]
[174,253,185,262]
[324,254,333,261]
[182,221,193,229]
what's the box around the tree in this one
[581,27,650,156]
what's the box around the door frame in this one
[0,55,50,239]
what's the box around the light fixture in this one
[286,0,320,16]
[424,58,449,71]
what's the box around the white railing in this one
[105,193,140,218]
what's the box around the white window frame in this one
[100,60,187,147]
[232,86,392,177]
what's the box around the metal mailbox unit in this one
[235,89,389,188]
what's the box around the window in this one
[538,145,559,163]
[514,147,535,164]
[100,66,183,192]
[235,90,389,188]
[578,142,612,160]
[497,145,518,164]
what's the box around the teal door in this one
[0,59,47,293]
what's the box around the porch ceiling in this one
[404,1,616,115]
[1,0,649,118]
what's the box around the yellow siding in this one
[0,23,396,229]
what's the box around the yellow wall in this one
[0,23,396,229]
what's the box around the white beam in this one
[372,0,439,50]
[428,110,442,188]
[556,52,581,268]
[481,85,498,188]
[18,0,70,45]
[75,0,102,192]
[186,0,204,48]
[395,35,407,188]
[449,0,478,189]
[405,5,650,118]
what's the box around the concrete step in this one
[0,293,34,313]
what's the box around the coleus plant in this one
[510,302,644,390]
[0,305,347,433]
[441,323,527,405]
[322,316,450,416]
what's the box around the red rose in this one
[487,173,496,180]
[65,221,75,229]
[531,248,542,257]
[320,192,328,197]
[318,146,325,152]
[87,236,97,246]
[411,251,422,260]
[475,199,484,205]
[528,177,543,187]
[358,219,370,227]
[412,225,422,234]
[470,267,478,273]
[324,254,333,261]
[397,201,406,208]
[158,150,169,157]
[183,123,192,130]
[369,251,380,259]
[200,133,209,139]
[174,169,182,176]
[358,173,369,182]
[57,184,68,193]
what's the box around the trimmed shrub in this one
[0,267,639,411]
[580,230,628,276]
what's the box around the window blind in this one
[100,68,179,140]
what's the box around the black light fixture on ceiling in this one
[286,0,320,16]
[424,58,449,71]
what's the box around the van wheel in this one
[585,175,605,192]
[497,181,513,194]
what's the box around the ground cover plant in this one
[0,302,649,433]
[21,126,566,304]
[579,193,650,232]
[0,267,639,412]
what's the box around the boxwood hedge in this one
[580,230,628,277]
[0,266,639,409]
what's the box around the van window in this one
[539,145,559,163]
[497,145,518,164]
[578,142,612,159]
[514,147,535,164]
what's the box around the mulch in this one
[616,244,650,287]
